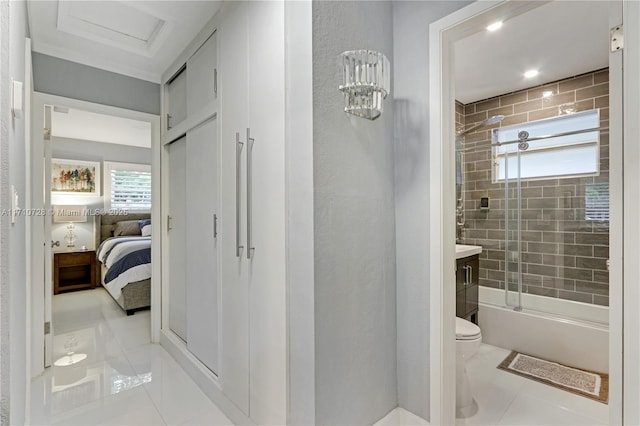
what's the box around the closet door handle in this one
[213,214,218,238]
[236,132,244,257]
[214,68,217,96]
[246,128,255,259]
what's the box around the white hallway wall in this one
[0,0,29,424]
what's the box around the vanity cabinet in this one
[456,254,479,324]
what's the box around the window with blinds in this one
[585,183,609,222]
[104,162,151,211]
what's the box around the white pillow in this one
[141,224,152,236]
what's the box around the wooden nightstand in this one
[54,250,96,295]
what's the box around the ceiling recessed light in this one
[486,21,503,32]
[524,69,539,79]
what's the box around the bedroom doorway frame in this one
[427,1,636,424]
[28,92,161,379]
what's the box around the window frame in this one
[103,161,152,213]
[491,109,601,183]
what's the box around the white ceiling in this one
[455,1,610,104]
[52,107,151,148]
[27,1,223,83]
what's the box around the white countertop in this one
[455,244,482,259]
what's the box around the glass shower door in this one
[500,133,525,310]
[494,110,605,319]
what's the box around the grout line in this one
[116,316,169,425]
[492,379,527,426]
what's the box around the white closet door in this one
[168,137,187,341]
[186,117,219,374]
[219,0,250,415]
[187,32,218,121]
[247,1,287,424]
[167,69,187,131]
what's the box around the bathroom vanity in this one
[455,245,482,324]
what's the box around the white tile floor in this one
[30,289,609,426]
[29,288,233,426]
[457,344,609,426]
[376,345,609,426]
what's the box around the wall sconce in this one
[338,49,390,120]
[53,205,87,248]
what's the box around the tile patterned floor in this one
[29,288,233,426]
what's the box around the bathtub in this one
[478,286,609,373]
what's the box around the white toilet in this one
[456,317,482,416]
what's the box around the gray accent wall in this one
[393,1,472,421]
[32,53,160,115]
[51,137,151,250]
[52,136,151,207]
[52,137,151,167]
[312,2,397,424]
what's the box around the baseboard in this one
[374,407,430,425]
[160,330,255,426]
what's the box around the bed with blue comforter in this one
[97,236,151,315]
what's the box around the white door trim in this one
[622,2,640,423]
[608,3,623,423]
[23,37,32,423]
[29,92,161,378]
[428,1,629,424]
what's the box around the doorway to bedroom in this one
[47,105,154,371]
[29,93,161,379]
[48,106,153,308]
[45,106,153,372]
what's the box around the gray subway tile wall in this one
[457,68,610,306]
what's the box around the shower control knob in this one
[518,130,529,140]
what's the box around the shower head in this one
[484,115,506,126]
[457,115,505,137]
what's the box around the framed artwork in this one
[51,159,100,195]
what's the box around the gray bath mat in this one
[497,351,609,403]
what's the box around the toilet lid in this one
[456,317,481,340]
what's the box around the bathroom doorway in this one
[428,1,635,424]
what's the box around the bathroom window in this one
[492,110,600,182]
[585,183,609,222]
